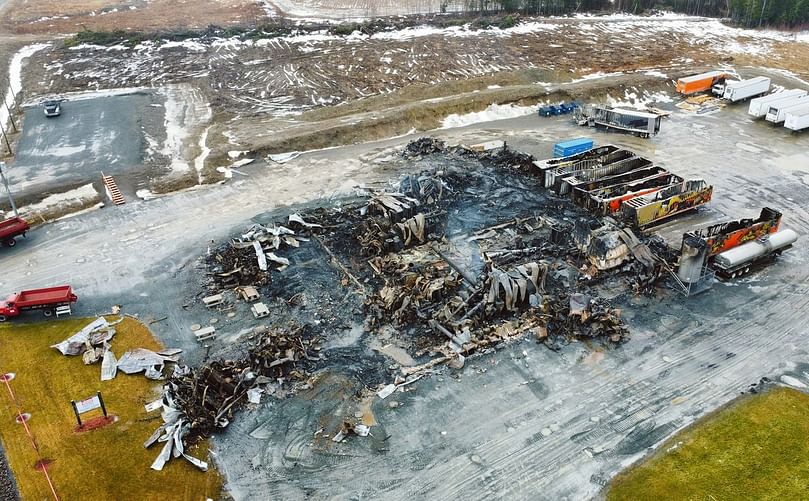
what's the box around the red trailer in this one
[0,217,30,247]
[0,285,78,321]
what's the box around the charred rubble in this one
[158,139,673,459]
[162,323,321,445]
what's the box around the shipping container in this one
[723,76,771,102]
[765,95,809,123]
[748,89,807,117]
[676,71,728,95]
[784,108,809,131]
[553,138,594,158]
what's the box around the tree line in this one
[456,0,809,28]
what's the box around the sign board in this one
[71,391,107,427]
[75,395,102,414]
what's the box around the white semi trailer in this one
[765,96,809,123]
[748,89,807,117]
[784,109,809,131]
[712,228,798,278]
[723,76,770,102]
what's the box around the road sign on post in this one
[71,391,107,427]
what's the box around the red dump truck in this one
[0,217,30,247]
[0,285,78,321]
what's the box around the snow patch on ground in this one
[1,44,50,132]
[160,40,207,52]
[22,86,148,108]
[136,189,156,200]
[644,70,670,79]
[570,71,624,83]
[14,183,100,220]
[162,89,192,173]
[781,375,807,388]
[160,85,212,178]
[607,89,673,109]
[767,68,809,88]
[441,103,536,129]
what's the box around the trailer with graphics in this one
[570,166,668,207]
[620,179,713,228]
[586,172,685,215]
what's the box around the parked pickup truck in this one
[0,285,78,321]
[0,217,29,247]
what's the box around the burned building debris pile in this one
[148,138,685,458]
[165,323,320,443]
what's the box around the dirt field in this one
[16,15,808,173]
[1,0,266,34]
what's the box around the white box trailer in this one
[723,76,770,102]
[766,96,809,123]
[748,89,807,117]
[784,109,809,131]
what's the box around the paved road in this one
[1,82,808,499]
[8,90,161,199]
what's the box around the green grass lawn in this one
[607,386,809,501]
[0,317,221,500]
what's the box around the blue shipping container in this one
[553,138,594,158]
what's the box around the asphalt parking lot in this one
[7,90,162,199]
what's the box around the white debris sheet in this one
[51,317,112,355]
[116,348,179,379]
[145,391,208,471]
[100,348,118,381]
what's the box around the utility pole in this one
[0,161,18,217]
[0,121,11,156]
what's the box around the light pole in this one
[0,161,18,217]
